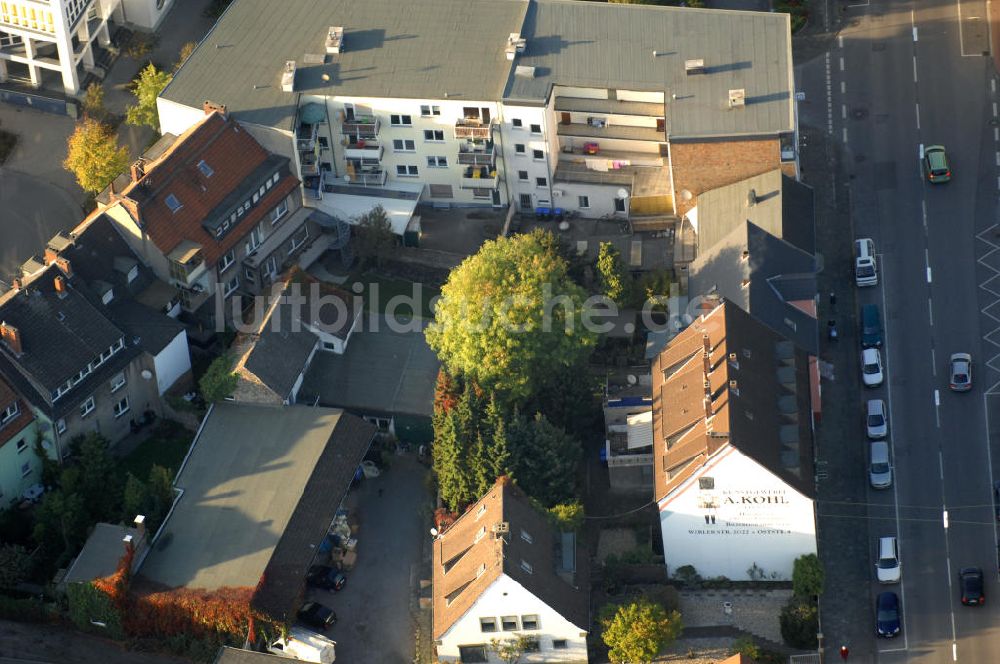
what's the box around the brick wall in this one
[670,137,782,216]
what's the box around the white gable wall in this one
[658,447,816,581]
[152,329,191,395]
[438,574,587,663]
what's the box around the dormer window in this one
[165,194,182,213]
[101,288,114,305]
[475,504,487,520]
[126,265,138,284]
[0,402,18,426]
[520,529,533,544]
[197,160,214,177]
[520,560,533,574]
[474,526,486,543]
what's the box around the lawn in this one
[351,272,439,319]
[119,419,194,480]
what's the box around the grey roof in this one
[62,523,140,586]
[162,0,529,131]
[507,1,794,138]
[108,299,186,356]
[242,304,320,403]
[139,403,374,622]
[300,315,439,418]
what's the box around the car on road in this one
[949,353,972,392]
[876,536,901,584]
[960,568,985,606]
[866,399,888,439]
[994,482,1000,521]
[876,591,901,637]
[297,601,338,629]
[923,145,951,183]
[862,348,884,387]
[306,565,347,591]
[869,441,892,489]
[861,304,883,348]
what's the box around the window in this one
[264,255,278,279]
[392,139,416,152]
[520,559,533,574]
[113,396,130,418]
[245,226,263,254]
[420,104,441,116]
[614,197,627,212]
[429,184,454,198]
[101,288,114,305]
[258,184,266,198]
[114,338,124,352]
[479,617,498,633]
[79,396,95,418]
[15,438,27,453]
[271,200,288,225]
[476,504,487,519]
[517,170,529,182]
[126,265,138,283]
[396,165,419,177]
[218,248,236,273]
[699,477,715,490]
[458,645,488,663]
[289,227,310,252]
[56,419,66,435]
[390,114,412,126]
[197,160,214,177]
[110,372,126,393]
[520,529,533,544]
[532,149,544,160]
[500,616,518,631]
[578,195,590,209]
[529,123,542,134]
[520,614,539,630]
[511,118,523,128]
[553,639,568,650]
[519,193,533,208]
[244,267,257,283]
[1,402,19,426]
[164,193,182,212]
[423,129,445,142]
[474,525,486,543]
[223,275,239,297]
[535,177,547,188]
[426,156,448,168]
[514,143,526,155]
[252,192,260,204]
[20,462,30,478]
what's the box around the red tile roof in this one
[116,112,299,267]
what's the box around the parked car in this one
[876,536,901,584]
[960,568,985,606]
[949,353,972,392]
[866,399,888,439]
[307,564,347,591]
[923,144,951,183]
[876,591,901,637]
[862,348,884,387]
[861,304,883,348]
[297,601,338,629]
[994,481,1000,521]
[869,441,892,489]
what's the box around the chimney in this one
[703,396,713,420]
[43,247,59,265]
[10,277,22,291]
[54,275,67,297]
[0,322,22,355]
[702,351,711,375]
[729,379,739,396]
[129,160,145,183]
[133,514,146,541]
[55,257,72,278]
[702,332,711,354]
[203,100,227,116]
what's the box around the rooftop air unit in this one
[684,59,705,75]
[728,88,746,108]
[515,65,536,78]
[505,32,527,60]
[281,61,297,92]
[326,26,345,54]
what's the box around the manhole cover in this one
[852,108,869,120]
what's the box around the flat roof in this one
[139,404,359,593]
[63,523,140,586]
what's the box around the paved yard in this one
[677,588,791,644]
[305,454,432,664]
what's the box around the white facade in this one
[152,329,190,395]
[438,574,588,664]
[658,447,816,581]
[0,0,124,94]
[120,0,173,30]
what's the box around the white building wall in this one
[498,104,552,213]
[120,0,173,29]
[552,85,607,100]
[152,330,190,395]
[658,447,816,581]
[615,89,665,103]
[438,575,588,663]
[551,182,623,219]
[156,96,207,136]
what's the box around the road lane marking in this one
[993,101,998,117]
[953,642,957,661]
[939,450,945,479]
[943,509,949,528]
[997,176,1000,191]
[842,127,848,144]
[993,78,997,94]
[839,56,844,71]
[915,103,920,129]
[994,127,999,141]
[922,200,928,230]
[913,56,918,82]
[996,151,1000,167]
[935,389,941,407]
[913,26,919,41]
[928,297,934,327]
[927,267,932,283]
[841,104,847,119]
[931,348,937,375]
[838,35,844,48]
[840,81,845,94]
[919,143,925,159]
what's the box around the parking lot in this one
[304,453,432,664]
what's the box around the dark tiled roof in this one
[108,299,186,356]
[0,376,34,448]
[780,175,816,255]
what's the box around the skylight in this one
[165,194,182,212]
[197,160,214,177]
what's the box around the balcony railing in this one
[344,140,384,161]
[458,141,496,166]
[454,118,494,140]
[345,169,387,187]
[297,123,319,151]
[341,114,380,138]
[460,166,498,190]
[304,170,326,201]
[300,151,320,176]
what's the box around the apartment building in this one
[0,375,46,508]
[100,110,326,327]
[157,0,797,235]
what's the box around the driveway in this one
[306,454,431,664]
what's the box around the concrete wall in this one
[153,329,190,395]
[438,575,588,663]
[0,416,42,508]
[669,137,782,216]
[120,0,174,30]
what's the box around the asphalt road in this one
[815,0,1000,661]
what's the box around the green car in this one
[924,145,951,183]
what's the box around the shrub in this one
[673,564,700,587]
[792,553,824,598]
[0,594,50,622]
[779,596,819,649]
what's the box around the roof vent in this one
[326,26,345,54]
[685,59,705,75]
[281,60,297,92]
[505,32,527,60]
[729,89,746,108]
[515,65,536,78]
[747,188,757,206]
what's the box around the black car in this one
[297,601,337,629]
[306,564,347,591]
[960,567,985,606]
[993,482,1000,521]
[876,591,901,638]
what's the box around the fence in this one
[0,88,73,117]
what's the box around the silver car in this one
[862,348,884,387]
[949,353,972,392]
[866,400,888,439]
[870,441,892,489]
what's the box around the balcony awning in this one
[626,410,653,450]
[317,185,422,235]
[167,240,203,264]
[299,103,326,124]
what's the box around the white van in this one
[268,627,336,663]
[855,238,878,287]
[876,536,901,583]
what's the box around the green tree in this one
[175,41,198,72]
[32,437,60,488]
[779,597,819,649]
[33,489,88,554]
[431,404,476,511]
[146,464,176,531]
[600,598,682,664]
[121,473,149,523]
[792,553,824,598]
[509,413,579,507]
[63,117,129,194]
[547,501,584,531]
[489,635,532,664]
[81,82,106,122]
[0,544,33,589]
[425,229,597,403]
[126,63,172,131]
[199,354,238,403]
[353,205,397,269]
[484,396,512,485]
[596,241,630,304]
[75,433,121,522]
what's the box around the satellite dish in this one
[430,528,439,537]
[627,374,638,385]
[617,188,630,199]
[343,174,351,182]
[680,189,693,201]
[141,369,152,380]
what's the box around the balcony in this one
[460,165,498,190]
[167,241,208,289]
[344,139,384,161]
[300,150,320,176]
[556,121,664,142]
[304,170,326,201]
[297,122,319,151]
[345,167,388,187]
[458,141,496,166]
[454,118,493,140]
[341,114,380,139]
